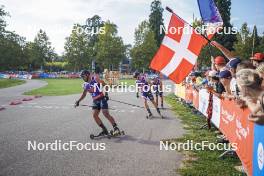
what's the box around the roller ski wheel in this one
[110,130,125,137]
[90,134,95,139]
[159,113,164,119]
[146,113,153,119]
[90,131,110,140]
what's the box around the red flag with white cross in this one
[150,13,208,83]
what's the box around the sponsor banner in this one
[211,95,220,128]
[32,73,79,79]
[185,85,193,103]
[0,74,31,79]
[0,74,10,79]
[198,89,209,117]
[17,74,32,80]
[174,84,186,100]
[178,83,257,175]
[192,89,199,109]
[253,124,264,176]
[220,99,253,176]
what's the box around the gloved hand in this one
[136,92,139,98]
[105,92,109,101]
[74,101,79,108]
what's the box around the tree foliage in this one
[0,6,57,71]
[149,0,164,47]
[130,21,158,71]
[95,21,126,71]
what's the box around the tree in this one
[0,5,8,35]
[214,0,237,50]
[252,25,262,54]
[233,23,255,60]
[130,21,158,71]
[95,21,126,71]
[0,6,57,71]
[34,30,55,63]
[233,23,264,60]
[64,24,93,72]
[149,0,164,47]
[0,6,28,71]
[64,15,105,71]
[0,32,26,70]
[23,30,56,70]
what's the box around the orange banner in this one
[220,99,254,175]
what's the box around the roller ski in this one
[109,127,125,137]
[157,108,164,119]
[146,112,153,119]
[90,130,111,140]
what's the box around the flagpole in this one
[165,6,212,43]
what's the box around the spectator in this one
[211,56,227,71]
[208,70,225,97]
[210,41,234,60]
[226,58,241,97]
[219,70,232,96]
[256,64,264,79]
[236,69,264,117]
[236,60,255,72]
[250,53,264,67]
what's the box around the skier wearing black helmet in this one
[74,70,123,139]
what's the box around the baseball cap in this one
[250,53,264,61]
[208,70,218,77]
[219,70,232,79]
[190,72,198,76]
[215,56,226,65]
[201,78,208,85]
[226,58,241,68]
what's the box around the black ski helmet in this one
[133,71,140,78]
[80,70,90,77]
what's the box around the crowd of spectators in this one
[187,41,264,125]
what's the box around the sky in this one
[0,0,263,55]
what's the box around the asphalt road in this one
[0,80,185,176]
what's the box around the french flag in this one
[197,0,223,39]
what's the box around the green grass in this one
[24,79,83,96]
[165,94,244,176]
[119,79,135,86]
[0,79,26,89]
[24,78,135,96]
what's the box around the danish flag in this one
[150,13,209,83]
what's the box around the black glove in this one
[105,92,109,101]
[136,92,139,98]
[74,101,79,108]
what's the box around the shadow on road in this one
[111,135,160,146]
